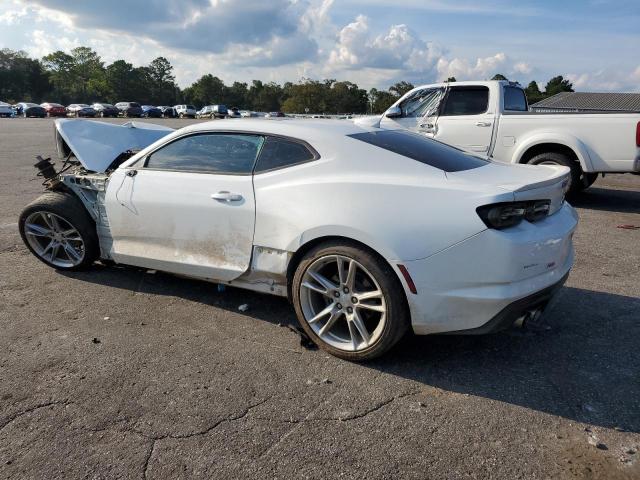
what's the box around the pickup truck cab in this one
[370,80,640,193]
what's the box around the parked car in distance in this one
[142,105,163,118]
[16,102,46,118]
[370,80,640,194]
[19,118,577,360]
[211,104,228,119]
[196,105,215,119]
[239,110,254,118]
[174,104,197,118]
[67,104,96,118]
[157,106,176,118]
[40,102,67,117]
[115,102,143,118]
[0,101,13,117]
[227,107,241,118]
[91,103,119,118]
[266,111,285,118]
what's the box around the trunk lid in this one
[447,162,570,214]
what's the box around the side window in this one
[146,133,264,174]
[399,88,445,118]
[441,87,489,116]
[504,86,528,111]
[254,136,316,173]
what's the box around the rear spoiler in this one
[54,119,174,172]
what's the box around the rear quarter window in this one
[254,136,317,173]
[504,87,528,111]
[347,130,488,172]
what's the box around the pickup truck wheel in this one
[19,192,99,271]
[292,241,409,361]
[527,152,582,195]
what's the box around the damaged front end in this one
[33,119,174,259]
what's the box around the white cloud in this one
[437,53,508,80]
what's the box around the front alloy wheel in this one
[23,211,85,268]
[293,242,409,361]
[19,192,99,270]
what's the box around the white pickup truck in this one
[362,80,640,194]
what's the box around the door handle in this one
[211,191,243,202]
[475,121,492,127]
[419,123,436,133]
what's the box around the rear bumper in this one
[405,202,578,335]
[453,271,568,335]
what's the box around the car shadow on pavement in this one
[571,186,640,214]
[366,286,640,433]
[62,266,639,433]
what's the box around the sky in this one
[0,0,639,92]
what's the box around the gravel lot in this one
[1,118,639,479]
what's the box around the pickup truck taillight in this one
[636,121,640,147]
[476,200,551,230]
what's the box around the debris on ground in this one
[238,304,249,312]
[92,337,100,344]
[617,224,640,230]
[103,316,110,320]
[586,432,607,450]
[279,323,318,350]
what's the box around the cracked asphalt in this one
[1,118,639,479]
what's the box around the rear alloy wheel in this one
[19,192,99,270]
[293,242,409,361]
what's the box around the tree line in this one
[1,47,573,114]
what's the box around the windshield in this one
[348,129,488,172]
[399,88,445,118]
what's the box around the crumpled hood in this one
[54,118,174,172]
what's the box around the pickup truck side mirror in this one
[385,106,402,118]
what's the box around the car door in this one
[380,87,445,138]
[432,86,495,154]
[105,132,264,281]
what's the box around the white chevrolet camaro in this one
[19,118,578,360]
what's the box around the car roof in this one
[177,118,375,149]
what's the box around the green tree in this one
[446,76,457,82]
[368,88,396,114]
[0,48,50,102]
[545,76,574,96]
[146,57,177,105]
[389,81,414,97]
[183,74,226,106]
[524,80,545,104]
[491,73,508,81]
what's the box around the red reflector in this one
[397,264,417,294]
[636,121,640,147]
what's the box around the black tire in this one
[580,172,598,190]
[527,152,583,195]
[292,241,409,361]
[19,192,99,271]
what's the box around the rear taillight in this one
[476,200,551,230]
[636,121,640,147]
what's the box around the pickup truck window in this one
[348,130,488,172]
[399,88,445,118]
[441,87,489,116]
[504,86,528,111]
